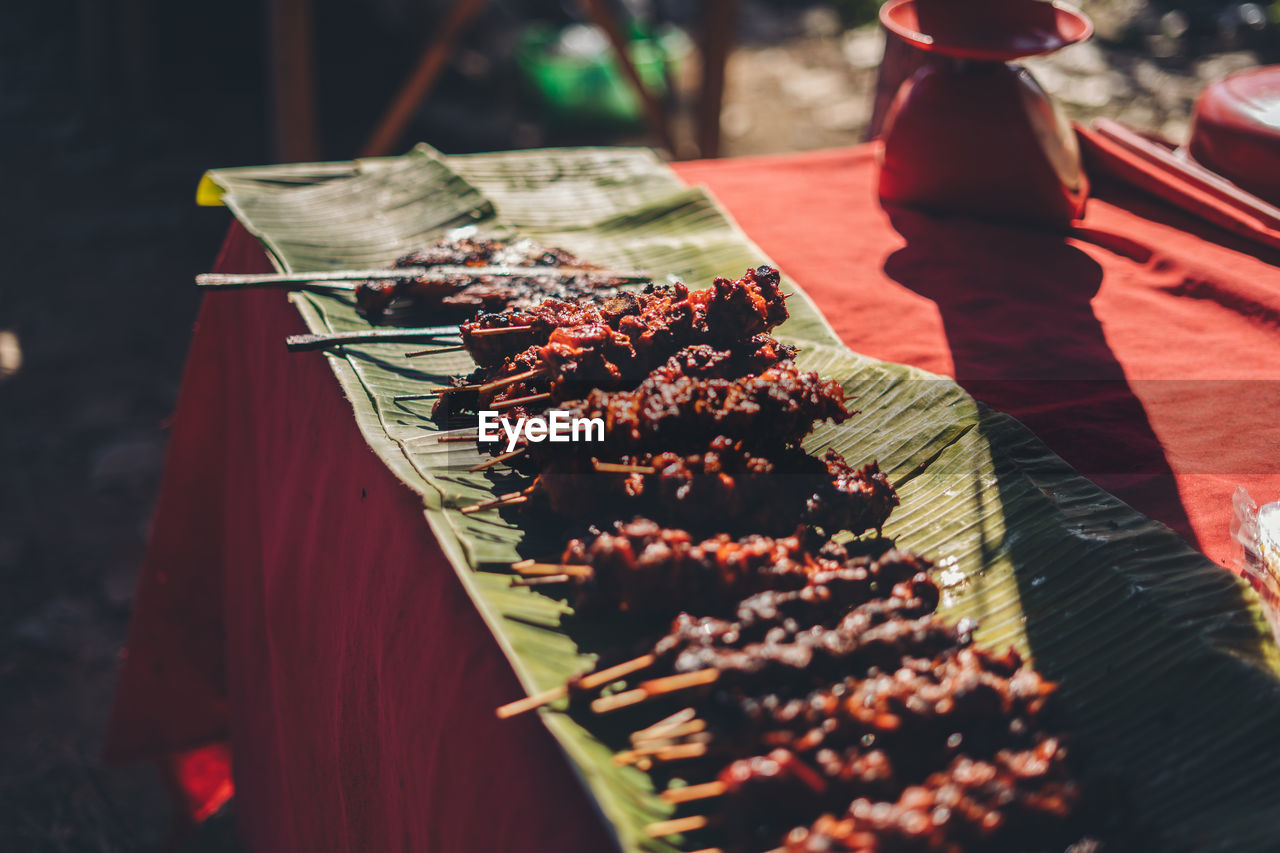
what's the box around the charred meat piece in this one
[453,267,788,371]
[781,741,1086,853]
[556,525,931,622]
[517,361,850,466]
[535,442,896,536]
[355,238,631,323]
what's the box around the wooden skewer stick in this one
[630,707,697,743]
[653,742,710,762]
[648,669,721,692]
[613,748,642,766]
[460,491,529,512]
[511,562,593,578]
[496,685,570,720]
[478,367,552,394]
[395,385,481,402]
[661,781,727,804]
[433,432,479,443]
[460,492,530,514]
[468,324,534,338]
[632,719,707,745]
[491,392,552,411]
[645,815,712,838]
[405,345,467,358]
[468,448,526,472]
[592,668,720,714]
[196,274,361,291]
[511,574,572,587]
[592,461,656,475]
[613,747,653,766]
[494,652,657,719]
[594,687,648,714]
[286,326,460,351]
[578,654,658,690]
[614,738,710,766]
[509,563,576,578]
[197,264,651,289]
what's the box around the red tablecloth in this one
[106,144,1280,850]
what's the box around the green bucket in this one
[517,24,687,126]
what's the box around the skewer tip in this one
[591,687,648,714]
[661,781,726,804]
[491,391,553,411]
[405,345,467,358]
[468,324,535,338]
[468,447,527,472]
[645,815,710,838]
[511,573,572,587]
[495,684,569,719]
[460,492,530,515]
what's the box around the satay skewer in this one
[403,328,542,361]
[510,562,594,578]
[631,719,707,745]
[196,264,649,289]
[468,449,528,472]
[477,367,552,393]
[402,431,480,446]
[286,326,460,351]
[469,325,535,337]
[404,345,467,357]
[395,385,482,402]
[592,670,721,714]
[591,461,656,475]
[494,653,658,719]
[614,739,712,767]
[459,490,532,514]
[629,707,698,743]
[491,392,553,411]
[512,574,573,587]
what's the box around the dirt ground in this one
[0,0,1272,849]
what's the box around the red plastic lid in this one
[880,0,1092,62]
[1190,66,1280,206]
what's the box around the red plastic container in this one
[877,0,1093,227]
[1190,66,1280,207]
[880,0,1092,61]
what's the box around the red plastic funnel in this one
[880,0,1093,62]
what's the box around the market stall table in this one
[106,142,1280,850]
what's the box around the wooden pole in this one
[360,0,491,158]
[267,0,321,161]
[697,0,738,158]
[575,0,679,157]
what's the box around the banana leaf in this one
[200,144,1280,852]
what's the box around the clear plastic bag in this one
[1232,486,1280,643]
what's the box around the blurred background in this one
[0,0,1276,848]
